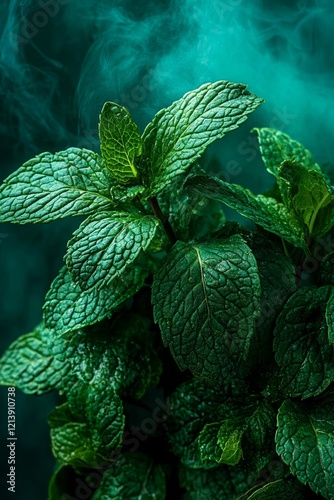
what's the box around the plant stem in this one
[149,196,177,245]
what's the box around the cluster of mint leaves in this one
[0,80,334,499]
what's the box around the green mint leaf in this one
[43,265,148,336]
[93,452,166,500]
[252,127,321,177]
[65,211,159,291]
[179,464,249,500]
[326,290,334,346]
[245,479,304,499]
[198,399,276,470]
[276,394,334,498]
[142,81,263,196]
[278,161,334,238]
[0,324,68,395]
[198,421,244,466]
[320,252,334,286]
[50,314,161,400]
[186,175,308,250]
[165,379,225,468]
[66,376,125,454]
[152,235,261,385]
[274,286,334,399]
[99,102,142,184]
[49,403,109,468]
[0,148,114,223]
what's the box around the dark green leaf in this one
[0,324,69,395]
[276,395,334,498]
[252,128,320,177]
[43,265,148,336]
[278,161,334,238]
[49,404,109,469]
[325,289,334,345]
[99,102,142,184]
[245,479,304,499]
[65,211,159,291]
[0,148,114,223]
[152,235,261,385]
[186,175,307,250]
[274,286,334,399]
[142,81,263,195]
[320,252,334,286]
[92,452,166,499]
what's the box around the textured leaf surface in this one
[49,404,108,468]
[49,314,161,400]
[186,175,307,249]
[276,396,334,498]
[0,325,68,395]
[99,102,142,184]
[43,265,148,336]
[274,286,334,399]
[142,81,263,195]
[93,452,166,499]
[152,235,261,385]
[278,161,334,237]
[165,379,225,468]
[66,211,159,290]
[0,148,114,223]
[326,290,334,345]
[179,464,249,499]
[253,128,320,177]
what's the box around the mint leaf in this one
[245,479,304,499]
[274,286,334,399]
[276,395,334,498]
[93,452,166,499]
[50,314,162,400]
[186,175,307,250]
[43,265,148,336]
[49,403,110,468]
[152,235,261,385]
[320,252,334,286]
[66,376,125,455]
[198,399,276,470]
[99,102,142,184]
[198,421,244,466]
[253,128,320,177]
[0,148,114,223]
[326,290,334,346]
[65,211,159,291]
[278,161,334,237]
[0,324,69,395]
[179,464,249,499]
[142,81,263,196]
[165,379,225,468]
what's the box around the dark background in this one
[0,0,333,497]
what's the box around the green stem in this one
[149,197,177,245]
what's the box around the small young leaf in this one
[0,324,69,395]
[278,161,334,237]
[142,81,263,196]
[0,148,114,223]
[253,128,321,177]
[99,102,142,184]
[43,265,148,336]
[198,421,244,466]
[92,452,166,499]
[152,235,261,385]
[276,394,334,498]
[186,175,308,250]
[65,211,159,291]
[274,286,334,399]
